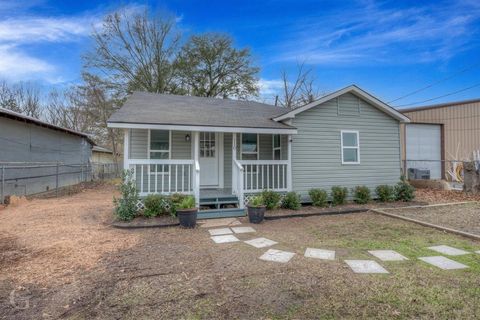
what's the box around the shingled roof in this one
[108,92,295,131]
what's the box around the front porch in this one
[122,128,293,218]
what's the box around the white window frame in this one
[340,130,360,165]
[240,133,259,160]
[272,134,281,160]
[148,129,172,174]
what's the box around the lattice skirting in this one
[243,192,287,207]
[135,198,172,212]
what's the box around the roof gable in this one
[273,85,410,123]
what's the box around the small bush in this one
[353,185,371,204]
[170,193,189,215]
[331,186,348,206]
[281,192,301,210]
[177,195,196,209]
[395,176,415,202]
[261,190,281,210]
[375,185,395,202]
[113,169,139,221]
[248,195,264,207]
[143,194,170,218]
[309,188,328,207]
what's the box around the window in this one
[273,135,281,160]
[149,130,170,173]
[241,133,258,160]
[341,130,360,164]
[200,132,215,158]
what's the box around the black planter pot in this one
[177,208,198,228]
[247,205,266,224]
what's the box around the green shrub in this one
[177,195,196,209]
[353,185,371,204]
[281,192,301,210]
[143,194,170,218]
[248,195,265,207]
[331,186,348,206]
[308,188,328,207]
[375,185,395,202]
[261,190,281,210]
[395,176,415,202]
[113,169,139,221]
[169,193,189,216]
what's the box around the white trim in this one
[287,134,292,191]
[272,134,281,160]
[240,133,259,160]
[108,122,297,134]
[123,129,129,171]
[238,160,288,165]
[218,132,224,188]
[340,130,360,165]
[273,85,410,123]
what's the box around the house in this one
[399,98,480,181]
[0,107,94,202]
[107,85,410,218]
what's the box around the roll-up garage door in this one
[406,124,442,179]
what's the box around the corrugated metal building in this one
[399,98,480,179]
[0,107,94,200]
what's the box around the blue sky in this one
[1,0,479,109]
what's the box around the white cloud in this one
[274,1,480,65]
[258,78,284,96]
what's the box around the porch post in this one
[287,134,293,191]
[193,131,200,208]
[123,129,129,171]
[232,133,237,192]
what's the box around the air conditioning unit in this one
[408,168,431,180]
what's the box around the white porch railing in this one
[238,160,290,193]
[127,159,195,196]
[232,159,245,208]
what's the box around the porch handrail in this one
[194,160,200,207]
[238,159,289,193]
[127,159,195,165]
[238,160,289,165]
[233,159,244,209]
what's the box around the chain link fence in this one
[0,162,120,204]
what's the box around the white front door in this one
[199,132,220,187]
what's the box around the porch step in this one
[200,196,239,205]
[197,208,246,219]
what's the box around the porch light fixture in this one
[185,134,191,142]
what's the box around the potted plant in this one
[247,195,266,224]
[176,195,197,228]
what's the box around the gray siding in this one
[0,116,92,199]
[224,133,232,188]
[171,131,191,159]
[291,92,401,199]
[129,129,148,159]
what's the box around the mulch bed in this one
[381,202,480,236]
[265,200,427,219]
[112,215,179,228]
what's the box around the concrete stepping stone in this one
[345,260,389,274]
[427,245,470,256]
[232,226,256,234]
[244,237,278,248]
[476,250,480,254]
[368,250,408,261]
[211,235,240,244]
[259,249,295,263]
[208,228,232,236]
[304,248,335,260]
[419,256,469,270]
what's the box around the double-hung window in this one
[241,133,258,160]
[149,130,170,173]
[341,130,360,164]
[273,135,281,160]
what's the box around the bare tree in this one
[45,89,90,132]
[74,73,123,166]
[175,33,259,99]
[84,8,181,94]
[277,62,321,109]
[0,81,44,118]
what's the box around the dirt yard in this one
[1,184,479,319]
